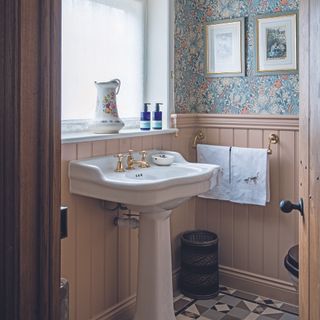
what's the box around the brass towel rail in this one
[267,133,280,155]
[192,130,205,148]
[192,130,279,155]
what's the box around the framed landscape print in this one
[256,12,298,75]
[206,18,245,77]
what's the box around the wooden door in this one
[299,0,320,318]
[0,0,61,319]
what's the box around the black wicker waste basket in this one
[180,230,219,300]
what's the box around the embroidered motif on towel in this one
[244,172,260,185]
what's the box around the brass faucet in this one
[126,150,135,170]
[114,154,125,172]
[126,150,150,169]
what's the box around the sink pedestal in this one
[133,210,176,320]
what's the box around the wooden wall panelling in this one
[172,128,197,161]
[76,143,93,320]
[152,134,163,149]
[170,199,196,271]
[129,227,139,296]
[262,130,280,279]
[206,199,222,260]
[117,210,130,302]
[178,114,299,304]
[130,137,143,152]
[92,141,106,157]
[204,128,219,145]
[106,140,120,156]
[60,121,300,317]
[103,210,119,310]
[195,198,208,230]
[162,133,173,150]
[142,136,153,150]
[91,202,106,316]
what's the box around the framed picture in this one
[256,12,298,75]
[206,18,245,77]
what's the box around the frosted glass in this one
[62,0,145,120]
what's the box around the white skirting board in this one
[93,295,136,320]
[219,265,298,305]
[92,269,181,320]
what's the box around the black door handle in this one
[280,198,304,217]
[61,206,68,239]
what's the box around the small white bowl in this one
[152,153,175,166]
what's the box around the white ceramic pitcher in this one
[92,79,124,134]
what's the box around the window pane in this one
[62,0,144,120]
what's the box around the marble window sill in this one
[62,128,178,144]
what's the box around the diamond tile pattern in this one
[174,286,299,320]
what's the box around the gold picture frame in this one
[256,12,298,75]
[206,18,245,77]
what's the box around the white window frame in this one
[61,0,175,135]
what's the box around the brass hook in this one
[267,134,280,155]
[192,130,205,149]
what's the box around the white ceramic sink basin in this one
[69,150,220,212]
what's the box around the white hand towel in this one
[230,147,270,206]
[197,144,270,206]
[197,144,232,201]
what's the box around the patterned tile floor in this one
[174,286,299,320]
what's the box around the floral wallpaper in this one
[174,0,299,114]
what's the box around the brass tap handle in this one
[138,151,150,168]
[114,154,125,172]
[140,150,147,162]
[126,149,135,170]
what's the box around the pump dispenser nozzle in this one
[144,103,151,112]
[155,103,163,112]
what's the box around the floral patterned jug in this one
[92,79,124,133]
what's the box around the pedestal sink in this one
[69,150,220,320]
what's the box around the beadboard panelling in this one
[61,114,300,319]
[61,131,197,320]
[176,114,299,304]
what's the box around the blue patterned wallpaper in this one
[175,0,299,114]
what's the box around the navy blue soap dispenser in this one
[152,103,163,130]
[140,103,151,131]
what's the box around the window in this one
[62,0,144,121]
[62,0,172,129]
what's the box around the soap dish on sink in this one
[151,153,175,166]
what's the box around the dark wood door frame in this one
[299,0,320,319]
[0,0,61,319]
